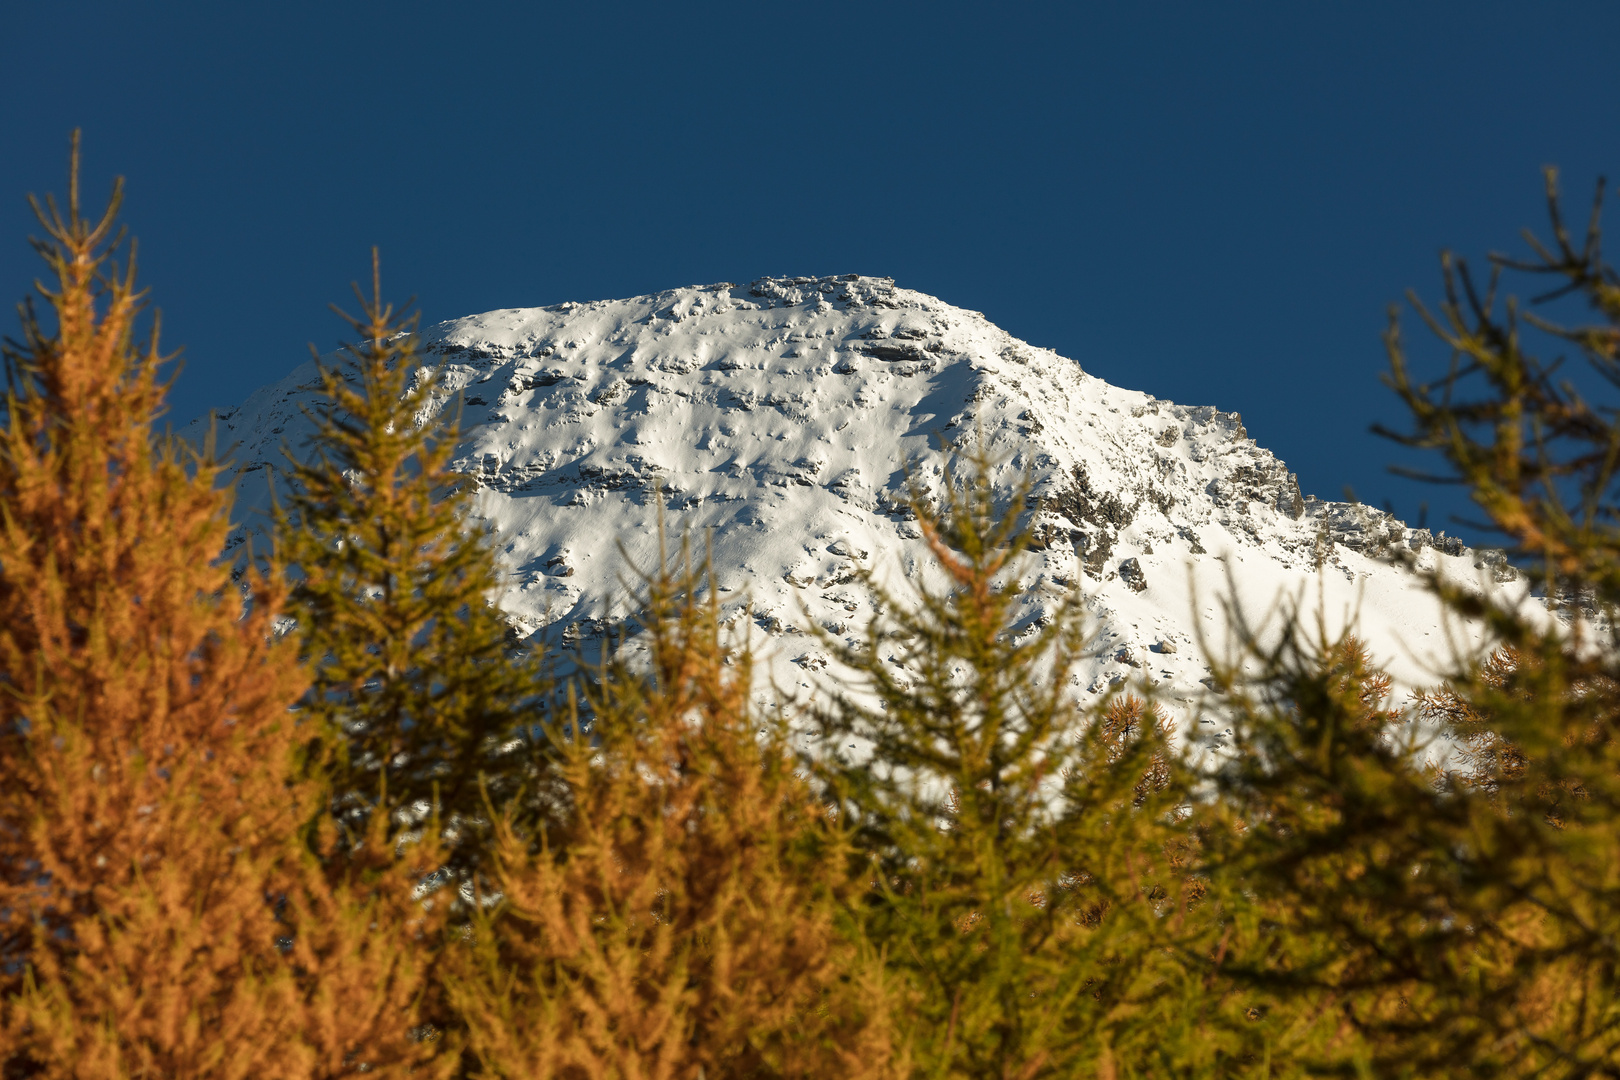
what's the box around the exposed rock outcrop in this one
[194,274,1533,705]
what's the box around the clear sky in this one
[3,1,1617,540]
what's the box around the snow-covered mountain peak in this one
[195,274,1529,712]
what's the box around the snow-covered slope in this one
[191,274,1536,716]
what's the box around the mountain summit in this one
[194,274,1527,709]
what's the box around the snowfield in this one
[190,274,1549,730]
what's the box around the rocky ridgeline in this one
[195,275,1528,704]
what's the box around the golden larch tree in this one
[441,546,901,1080]
[0,139,449,1080]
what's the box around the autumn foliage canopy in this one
[3,141,1620,1078]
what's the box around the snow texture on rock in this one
[192,274,1550,719]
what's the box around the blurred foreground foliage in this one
[3,144,1620,1078]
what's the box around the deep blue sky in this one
[3,2,1617,539]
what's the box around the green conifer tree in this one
[274,252,552,876]
[811,447,1227,1079]
[1201,172,1620,1077]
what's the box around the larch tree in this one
[273,255,553,880]
[810,446,1227,1080]
[441,544,901,1080]
[1201,172,1620,1078]
[0,140,450,1078]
